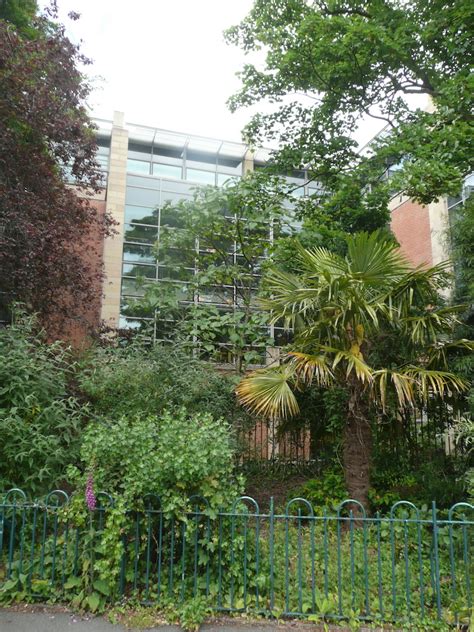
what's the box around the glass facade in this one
[95,119,310,364]
[447,174,474,217]
[126,144,243,188]
[121,141,243,344]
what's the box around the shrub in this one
[0,311,86,495]
[288,468,347,512]
[369,449,467,513]
[69,408,243,514]
[78,343,252,430]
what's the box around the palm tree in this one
[236,232,471,510]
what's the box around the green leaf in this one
[64,576,82,590]
[92,579,110,596]
[86,591,101,613]
[1,579,18,593]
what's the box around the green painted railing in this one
[0,489,472,627]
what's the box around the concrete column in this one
[243,149,254,175]
[428,198,451,266]
[428,197,453,298]
[100,111,128,327]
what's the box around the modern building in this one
[82,111,460,350]
[93,111,310,361]
[97,111,254,334]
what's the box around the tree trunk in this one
[343,392,372,515]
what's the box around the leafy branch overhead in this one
[226,0,473,211]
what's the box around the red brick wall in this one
[390,198,433,267]
[45,197,107,348]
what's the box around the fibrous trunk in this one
[343,393,372,515]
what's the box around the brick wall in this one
[44,196,107,348]
[390,197,433,267]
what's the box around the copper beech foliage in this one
[0,5,114,335]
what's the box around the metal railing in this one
[1,489,472,626]
[237,400,462,469]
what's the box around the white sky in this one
[53,1,427,146]
[54,0,263,142]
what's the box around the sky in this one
[52,1,427,147]
[54,0,263,142]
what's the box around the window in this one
[159,205,185,228]
[290,185,306,198]
[121,278,147,297]
[119,317,149,330]
[198,286,234,305]
[158,265,194,282]
[217,173,240,187]
[124,205,158,225]
[186,168,216,185]
[120,297,153,318]
[123,243,155,264]
[122,263,156,278]
[127,159,150,174]
[96,154,109,170]
[124,224,158,244]
[153,163,182,179]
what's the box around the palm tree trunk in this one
[343,392,372,514]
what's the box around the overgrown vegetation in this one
[0,0,473,628]
[1,311,471,629]
[237,231,471,509]
[1,491,472,631]
[78,341,250,428]
[0,312,87,495]
[69,409,243,514]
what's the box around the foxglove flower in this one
[85,472,96,511]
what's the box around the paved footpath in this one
[0,609,384,632]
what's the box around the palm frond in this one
[236,364,300,420]
[400,366,468,402]
[426,339,474,369]
[288,351,334,386]
[400,306,462,346]
[294,240,348,277]
[372,369,416,409]
[320,345,374,384]
[346,231,411,284]
[242,234,470,425]
[389,261,452,311]
[260,268,321,325]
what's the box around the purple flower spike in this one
[85,473,96,511]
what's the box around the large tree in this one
[225,0,474,226]
[126,173,295,371]
[236,232,470,510]
[0,3,113,334]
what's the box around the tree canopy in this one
[0,0,38,34]
[126,173,296,370]
[226,0,474,226]
[0,3,113,334]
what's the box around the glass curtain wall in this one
[119,141,309,365]
[120,142,250,362]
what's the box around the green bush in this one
[78,342,252,430]
[0,311,86,495]
[69,409,243,514]
[369,450,467,513]
[288,468,347,511]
